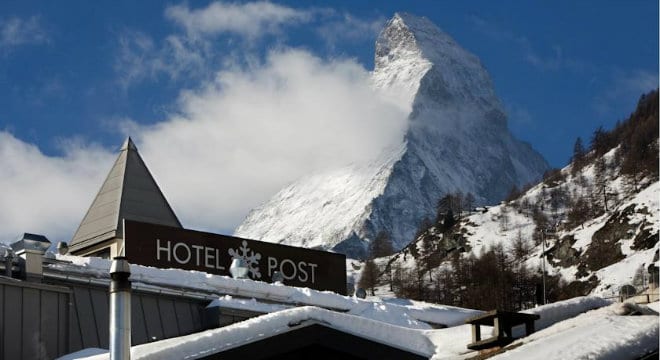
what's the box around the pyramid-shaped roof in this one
[69,137,182,253]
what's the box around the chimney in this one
[110,257,132,360]
[10,233,51,281]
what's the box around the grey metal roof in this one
[69,137,182,253]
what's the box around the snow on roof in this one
[48,254,481,328]
[71,306,438,360]
[49,255,658,360]
[57,348,107,360]
[60,297,657,360]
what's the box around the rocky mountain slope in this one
[371,90,659,307]
[235,13,549,258]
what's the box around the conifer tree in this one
[464,193,476,214]
[571,136,586,174]
[358,259,379,296]
[369,230,394,258]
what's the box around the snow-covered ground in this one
[491,302,659,360]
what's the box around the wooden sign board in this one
[123,220,347,294]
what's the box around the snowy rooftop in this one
[61,298,657,360]
[47,254,481,328]
[47,254,659,360]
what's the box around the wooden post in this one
[471,324,481,343]
[493,317,502,338]
[525,320,535,335]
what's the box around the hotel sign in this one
[123,220,347,294]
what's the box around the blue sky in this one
[0,1,657,242]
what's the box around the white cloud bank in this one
[0,134,114,242]
[0,1,407,243]
[0,48,407,243]
[165,1,312,39]
[115,1,386,89]
[115,1,313,88]
[130,49,408,233]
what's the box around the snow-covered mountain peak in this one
[236,13,548,258]
[375,13,460,70]
[376,12,464,64]
[372,13,432,109]
[374,13,503,125]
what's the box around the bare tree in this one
[511,230,531,260]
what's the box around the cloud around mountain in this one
[0,46,408,242]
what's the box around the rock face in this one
[235,13,549,258]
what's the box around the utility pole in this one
[541,230,546,305]
[540,226,558,306]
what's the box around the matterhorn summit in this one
[235,13,549,258]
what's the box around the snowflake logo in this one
[228,240,262,279]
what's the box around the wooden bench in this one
[465,310,540,350]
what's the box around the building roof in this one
[61,298,659,360]
[69,137,182,253]
[46,254,482,329]
[101,306,435,359]
[42,254,659,360]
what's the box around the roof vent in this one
[11,233,51,254]
[56,241,69,255]
[10,233,51,281]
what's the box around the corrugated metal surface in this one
[65,284,206,352]
[0,276,207,359]
[0,278,69,360]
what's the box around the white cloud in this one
[0,49,408,242]
[0,133,113,242]
[1,3,407,243]
[165,1,311,39]
[615,70,658,96]
[0,15,48,50]
[469,15,583,72]
[316,13,384,50]
[116,1,312,88]
[525,45,563,71]
[115,2,383,88]
[114,30,208,88]
[114,30,157,87]
[134,49,407,231]
[593,69,659,115]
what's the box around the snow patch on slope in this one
[454,151,659,297]
[235,144,406,251]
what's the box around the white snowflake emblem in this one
[228,240,262,279]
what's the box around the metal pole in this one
[541,230,546,305]
[4,249,13,277]
[110,257,131,360]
